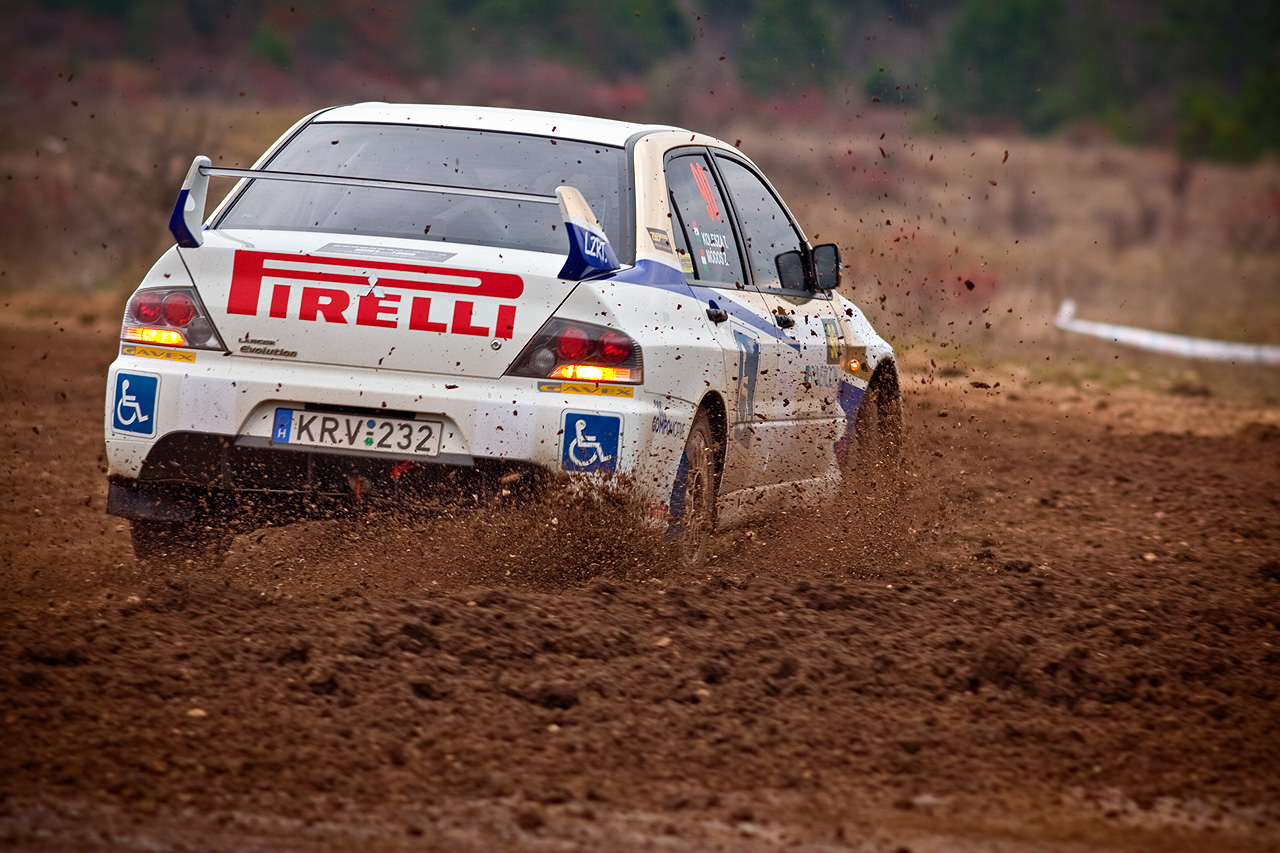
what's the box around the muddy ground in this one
[1,315,1278,852]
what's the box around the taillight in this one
[506,318,643,384]
[133,292,162,325]
[162,292,196,327]
[598,331,631,364]
[556,326,591,361]
[121,287,224,351]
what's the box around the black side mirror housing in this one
[775,249,807,290]
[812,243,840,291]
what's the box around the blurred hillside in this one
[5,0,1278,156]
[1,0,1277,376]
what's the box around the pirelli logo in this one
[538,382,635,398]
[122,344,196,363]
[226,250,523,339]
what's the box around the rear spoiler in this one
[167,155,621,281]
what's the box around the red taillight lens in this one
[556,326,591,361]
[121,287,223,351]
[507,318,643,384]
[598,331,631,364]
[162,292,196,327]
[133,291,162,325]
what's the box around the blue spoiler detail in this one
[555,186,622,281]
[559,219,622,280]
[168,189,200,248]
[168,156,212,248]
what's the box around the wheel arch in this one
[695,390,728,480]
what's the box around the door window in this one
[665,154,748,290]
[714,156,807,292]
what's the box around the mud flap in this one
[107,481,203,521]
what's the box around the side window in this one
[714,156,806,292]
[665,154,748,289]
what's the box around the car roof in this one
[312,103,683,148]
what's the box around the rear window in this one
[215,123,628,256]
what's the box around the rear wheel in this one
[131,513,234,570]
[670,410,718,568]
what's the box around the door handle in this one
[706,307,729,324]
[774,312,795,329]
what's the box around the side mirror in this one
[775,249,807,290]
[812,243,840,291]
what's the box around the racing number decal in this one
[731,329,760,447]
[561,411,621,474]
[112,371,159,437]
[690,162,720,220]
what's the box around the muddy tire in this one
[669,410,718,568]
[131,516,234,570]
[849,368,905,497]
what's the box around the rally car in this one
[105,103,901,568]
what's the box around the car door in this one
[663,149,792,493]
[711,153,846,482]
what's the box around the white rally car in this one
[105,103,901,568]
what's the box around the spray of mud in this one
[220,476,672,598]
[214,395,953,604]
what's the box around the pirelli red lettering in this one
[227,250,523,338]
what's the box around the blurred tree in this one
[932,0,1069,130]
[248,21,292,69]
[740,0,843,93]
[32,0,133,16]
[1142,0,1279,92]
[863,59,921,106]
[412,2,458,76]
[1145,0,1280,160]
[1176,69,1280,163]
[1239,69,1280,155]
[1064,1,1128,119]
[448,0,689,78]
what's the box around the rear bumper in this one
[105,349,695,508]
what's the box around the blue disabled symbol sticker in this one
[561,411,621,474]
[112,371,159,437]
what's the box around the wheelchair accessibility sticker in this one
[561,411,621,474]
[112,371,159,437]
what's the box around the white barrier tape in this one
[1055,300,1280,365]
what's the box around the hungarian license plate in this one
[271,408,443,457]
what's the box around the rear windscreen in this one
[216,123,628,257]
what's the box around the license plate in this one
[271,408,443,457]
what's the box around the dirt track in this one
[2,316,1279,852]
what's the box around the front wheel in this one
[668,410,718,568]
[848,369,905,498]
